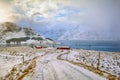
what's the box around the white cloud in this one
[62,0,120,32]
[1,0,120,39]
[13,0,59,18]
[0,1,14,22]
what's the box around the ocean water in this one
[56,40,120,52]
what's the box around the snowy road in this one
[23,52,106,80]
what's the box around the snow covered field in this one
[0,54,22,78]
[60,49,120,78]
[0,46,118,80]
[0,46,45,79]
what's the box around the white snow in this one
[0,54,22,77]
[23,51,106,80]
[0,47,111,80]
[61,49,120,76]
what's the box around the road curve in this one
[23,52,106,80]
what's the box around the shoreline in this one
[56,40,120,52]
[0,45,120,53]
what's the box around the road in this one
[23,51,106,80]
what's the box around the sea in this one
[56,40,120,52]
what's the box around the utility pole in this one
[97,51,100,70]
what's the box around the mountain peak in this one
[0,22,53,44]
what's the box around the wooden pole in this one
[66,50,70,61]
[22,55,24,63]
[97,51,100,69]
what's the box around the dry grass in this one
[2,57,38,80]
[0,46,41,55]
[0,46,57,56]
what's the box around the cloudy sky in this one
[0,0,120,40]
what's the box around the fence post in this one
[22,55,24,63]
[97,51,100,69]
[66,50,70,61]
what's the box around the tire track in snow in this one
[51,60,92,80]
[59,61,92,80]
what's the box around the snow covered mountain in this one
[0,22,53,44]
[36,22,75,40]
[58,26,120,41]
[36,23,120,41]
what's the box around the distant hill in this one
[0,22,54,44]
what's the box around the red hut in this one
[56,46,70,50]
[35,46,42,49]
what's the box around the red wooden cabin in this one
[35,46,42,49]
[57,46,70,50]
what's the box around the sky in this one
[0,0,120,40]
